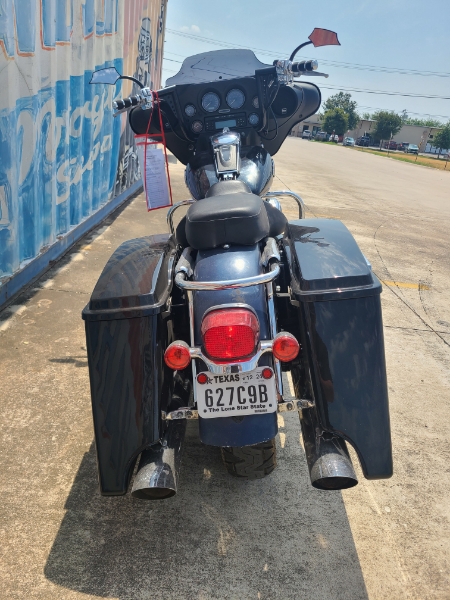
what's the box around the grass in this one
[348,146,449,170]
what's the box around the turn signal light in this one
[201,308,259,361]
[164,341,191,370]
[272,333,300,362]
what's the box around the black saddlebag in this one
[82,234,176,495]
[284,219,393,479]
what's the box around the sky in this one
[161,0,450,123]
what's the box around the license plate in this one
[195,367,277,419]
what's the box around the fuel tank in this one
[185,146,274,200]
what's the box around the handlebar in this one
[114,95,141,110]
[291,60,318,74]
[113,89,153,116]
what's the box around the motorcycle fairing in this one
[82,235,177,495]
[283,219,393,479]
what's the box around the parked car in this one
[329,134,339,142]
[396,142,409,152]
[343,137,355,146]
[315,131,328,141]
[302,130,312,140]
[383,140,398,150]
[356,136,372,147]
[405,144,419,155]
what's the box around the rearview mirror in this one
[308,28,340,48]
[90,67,121,85]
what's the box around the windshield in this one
[409,145,418,149]
[165,49,271,86]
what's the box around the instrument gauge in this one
[201,92,220,113]
[185,104,196,117]
[226,89,245,109]
[248,113,260,126]
[191,120,203,134]
[252,96,259,109]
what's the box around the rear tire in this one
[221,439,277,479]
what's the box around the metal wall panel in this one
[0,0,167,289]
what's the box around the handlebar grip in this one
[114,96,141,111]
[291,60,318,74]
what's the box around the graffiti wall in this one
[0,0,167,285]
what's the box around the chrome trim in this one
[261,237,281,267]
[162,408,199,420]
[187,290,197,402]
[278,399,315,412]
[262,191,305,219]
[266,279,283,396]
[202,303,258,318]
[167,200,196,236]
[175,263,280,291]
[211,128,241,177]
[175,247,195,278]
[189,340,274,375]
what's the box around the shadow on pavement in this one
[45,422,368,600]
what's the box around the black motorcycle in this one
[83,29,392,499]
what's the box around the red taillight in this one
[201,308,259,361]
[272,333,300,362]
[164,341,191,370]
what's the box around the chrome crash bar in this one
[262,190,305,219]
[175,262,280,291]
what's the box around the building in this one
[291,115,444,153]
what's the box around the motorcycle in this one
[82,28,393,499]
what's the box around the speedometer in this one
[201,92,220,113]
[226,89,245,109]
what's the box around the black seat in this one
[205,180,252,197]
[185,193,270,250]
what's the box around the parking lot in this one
[0,137,449,599]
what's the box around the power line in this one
[357,105,449,120]
[162,57,450,100]
[166,28,450,78]
[319,84,450,100]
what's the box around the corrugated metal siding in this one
[0,0,166,286]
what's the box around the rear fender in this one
[193,244,278,447]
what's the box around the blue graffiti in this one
[0,60,122,277]
[41,0,73,47]
[82,0,119,37]
[0,0,118,57]
[0,0,37,55]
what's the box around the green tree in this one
[371,111,403,149]
[433,123,450,158]
[323,92,359,130]
[322,108,349,136]
[362,112,372,120]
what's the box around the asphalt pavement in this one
[1,138,449,599]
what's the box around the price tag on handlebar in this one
[135,90,173,212]
[136,141,171,210]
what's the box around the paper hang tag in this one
[136,141,172,211]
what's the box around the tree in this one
[322,108,349,136]
[362,112,372,120]
[433,123,450,158]
[371,111,403,149]
[323,92,359,130]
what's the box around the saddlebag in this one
[284,219,393,479]
[82,234,176,495]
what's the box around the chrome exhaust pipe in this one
[300,407,358,490]
[131,420,186,500]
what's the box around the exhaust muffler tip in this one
[131,420,186,500]
[300,408,358,491]
[310,445,358,490]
